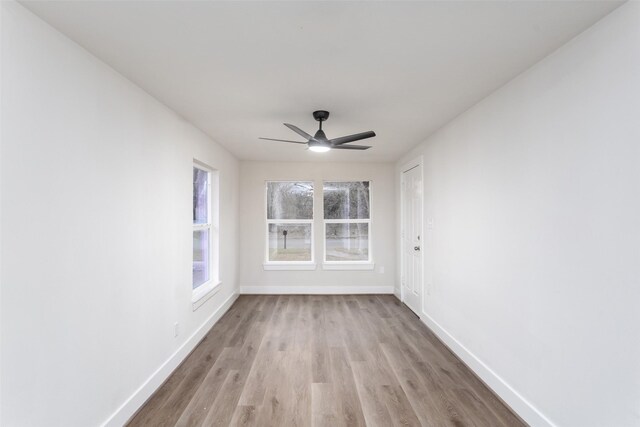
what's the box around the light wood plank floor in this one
[128,295,525,427]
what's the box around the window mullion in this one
[267,219,313,224]
[324,219,370,224]
[193,223,212,230]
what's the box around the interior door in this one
[402,164,423,316]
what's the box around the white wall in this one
[239,161,396,294]
[0,3,4,424]
[0,3,239,426]
[397,2,640,426]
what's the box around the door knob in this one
[414,246,420,251]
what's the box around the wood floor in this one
[128,295,525,427]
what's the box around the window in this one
[265,181,314,267]
[193,162,220,303]
[323,181,371,264]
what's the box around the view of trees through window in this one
[267,182,313,262]
[265,181,371,263]
[324,181,370,262]
[193,166,210,288]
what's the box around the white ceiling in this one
[22,1,622,162]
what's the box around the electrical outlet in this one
[174,322,179,338]
[378,266,385,274]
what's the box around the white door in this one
[402,164,423,316]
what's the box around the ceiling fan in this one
[259,110,376,152]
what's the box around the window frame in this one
[322,180,374,270]
[264,180,316,270]
[192,161,221,307]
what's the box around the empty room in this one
[1,0,639,426]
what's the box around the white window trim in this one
[192,161,220,309]
[192,280,222,306]
[322,181,373,269]
[264,181,316,270]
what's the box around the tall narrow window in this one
[266,181,314,264]
[323,181,371,263]
[192,163,219,299]
[193,166,210,288]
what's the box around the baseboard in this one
[420,311,555,427]
[393,287,401,299]
[240,285,394,294]
[101,292,239,427]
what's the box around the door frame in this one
[400,155,424,315]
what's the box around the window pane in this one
[193,229,210,288]
[193,167,209,224]
[325,223,369,261]
[267,182,313,220]
[268,223,312,262]
[324,181,370,219]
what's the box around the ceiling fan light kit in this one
[260,110,376,153]
[309,145,331,153]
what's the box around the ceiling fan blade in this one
[332,144,371,150]
[259,137,307,144]
[330,131,376,146]
[283,123,313,141]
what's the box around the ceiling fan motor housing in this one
[309,137,330,150]
[313,129,328,141]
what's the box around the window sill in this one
[263,262,317,271]
[192,280,222,310]
[322,262,375,271]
